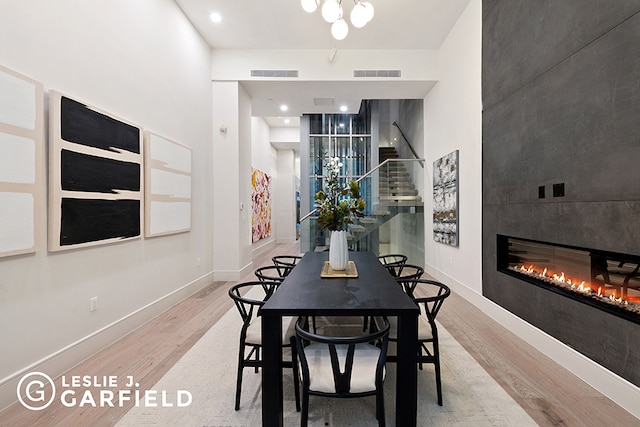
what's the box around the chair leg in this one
[290,337,301,412]
[376,388,386,427]
[255,346,260,373]
[433,338,443,406]
[235,345,244,410]
[300,390,309,427]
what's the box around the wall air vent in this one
[250,70,299,78]
[353,70,402,78]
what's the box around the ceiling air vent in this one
[353,70,401,78]
[250,69,299,78]
[313,98,334,106]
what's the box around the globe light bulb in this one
[350,2,368,28]
[331,18,349,40]
[321,0,341,23]
[361,2,374,23]
[300,0,318,13]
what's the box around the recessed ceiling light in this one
[280,105,288,112]
[340,105,348,112]
[210,12,222,23]
[284,119,291,124]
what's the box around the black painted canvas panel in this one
[49,91,143,251]
[60,198,140,246]
[61,149,140,193]
[60,96,140,154]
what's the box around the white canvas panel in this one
[0,132,35,183]
[0,70,36,130]
[149,201,191,235]
[150,169,191,199]
[149,133,191,173]
[0,192,34,252]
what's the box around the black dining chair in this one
[364,263,424,332]
[378,278,450,405]
[228,281,300,411]
[294,316,391,427]
[272,255,303,276]
[393,264,425,295]
[377,254,408,277]
[255,264,293,284]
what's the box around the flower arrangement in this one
[314,155,366,231]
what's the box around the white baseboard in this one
[213,261,253,281]
[0,272,214,412]
[251,237,276,254]
[425,265,640,420]
[275,238,297,244]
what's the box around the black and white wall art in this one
[0,65,44,257]
[48,91,143,251]
[433,149,459,246]
[144,131,192,237]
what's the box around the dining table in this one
[260,251,420,426]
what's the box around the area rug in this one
[116,296,536,427]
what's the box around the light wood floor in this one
[2,241,638,426]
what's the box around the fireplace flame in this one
[510,264,638,315]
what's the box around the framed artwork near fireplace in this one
[48,91,143,251]
[433,149,459,246]
[0,65,44,258]
[143,131,192,237]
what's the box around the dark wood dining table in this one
[260,251,420,426]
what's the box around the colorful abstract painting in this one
[251,168,272,243]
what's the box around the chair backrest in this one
[228,281,275,326]
[403,279,451,323]
[393,264,425,294]
[295,316,390,395]
[378,254,408,277]
[272,255,302,270]
[255,265,293,284]
[272,255,301,277]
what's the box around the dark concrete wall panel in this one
[483,0,640,109]
[482,0,640,386]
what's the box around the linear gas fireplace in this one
[497,235,640,324]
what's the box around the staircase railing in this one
[392,121,424,168]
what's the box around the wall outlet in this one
[197,257,201,267]
[553,183,565,197]
[89,296,98,312]
[538,185,545,199]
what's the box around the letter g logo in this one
[17,372,56,410]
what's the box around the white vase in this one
[329,230,349,270]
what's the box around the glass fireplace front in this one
[497,235,640,324]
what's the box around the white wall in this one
[251,118,277,175]
[212,82,254,279]
[423,0,483,293]
[269,127,300,245]
[275,150,298,244]
[211,49,439,81]
[0,0,213,409]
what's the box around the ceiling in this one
[175,0,471,129]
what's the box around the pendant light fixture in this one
[301,0,375,41]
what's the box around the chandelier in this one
[300,0,375,41]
